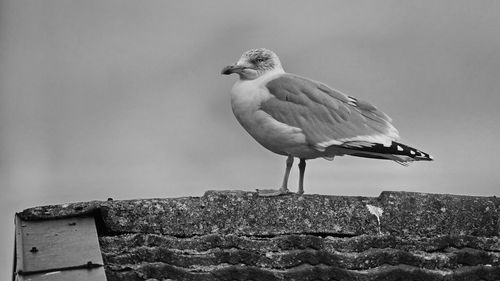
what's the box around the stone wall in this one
[18,191,500,280]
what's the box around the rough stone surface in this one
[17,191,500,280]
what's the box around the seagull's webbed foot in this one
[256,187,292,197]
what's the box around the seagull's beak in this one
[221,64,250,75]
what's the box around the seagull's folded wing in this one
[261,74,400,151]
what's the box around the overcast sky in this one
[1,0,500,276]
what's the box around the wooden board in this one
[15,215,106,280]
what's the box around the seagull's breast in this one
[230,74,319,158]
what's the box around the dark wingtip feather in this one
[343,141,433,161]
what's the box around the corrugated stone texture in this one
[18,191,500,280]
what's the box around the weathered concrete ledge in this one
[17,191,500,280]
[18,190,500,238]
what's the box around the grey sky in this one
[2,0,500,276]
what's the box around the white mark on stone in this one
[397,145,404,151]
[440,207,446,212]
[332,224,342,232]
[366,204,384,235]
[211,225,220,233]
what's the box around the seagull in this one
[221,48,432,196]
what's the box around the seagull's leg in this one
[280,155,294,192]
[257,155,293,196]
[298,158,306,195]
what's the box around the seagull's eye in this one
[252,57,266,64]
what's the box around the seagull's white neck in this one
[265,66,286,77]
[231,67,285,111]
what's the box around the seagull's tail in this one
[342,141,433,165]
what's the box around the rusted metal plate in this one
[17,267,106,281]
[15,215,105,280]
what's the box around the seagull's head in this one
[221,48,284,80]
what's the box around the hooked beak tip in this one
[221,65,236,75]
[221,66,232,75]
[221,64,251,75]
